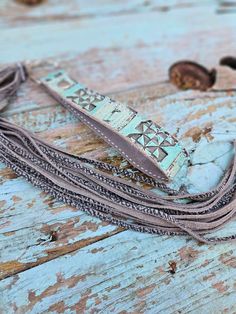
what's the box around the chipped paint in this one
[1,231,236,313]
[136,284,156,298]
[179,246,201,263]
[202,272,216,281]
[219,251,236,269]
[212,281,229,293]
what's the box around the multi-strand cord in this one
[0,63,235,244]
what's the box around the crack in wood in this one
[0,228,123,280]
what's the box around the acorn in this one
[16,0,45,5]
[220,56,236,70]
[169,61,216,91]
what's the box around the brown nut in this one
[16,0,45,5]
[169,61,216,91]
[220,56,236,70]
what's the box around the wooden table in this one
[0,1,236,313]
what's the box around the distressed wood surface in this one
[0,1,236,313]
[0,0,228,28]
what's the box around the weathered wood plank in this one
[0,231,235,314]
[1,5,236,63]
[2,58,236,118]
[0,211,121,280]
[0,0,215,28]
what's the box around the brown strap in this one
[39,70,188,182]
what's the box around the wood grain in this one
[1,231,236,313]
[1,4,236,64]
[0,0,217,28]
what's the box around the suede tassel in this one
[0,63,235,244]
